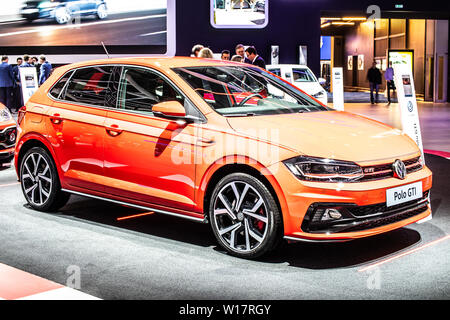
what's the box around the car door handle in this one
[105,124,123,137]
[197,137,215,146]
[50,113,63,124]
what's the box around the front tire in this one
[96,4,107,20]
[20,147,70,212]
[209,173,283,259]
[55,7,71,24]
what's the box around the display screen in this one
[211,0,268,29]
[0,0,169,51]
[388,50,414,73]
[402,75,413,97]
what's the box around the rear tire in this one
[20,147,70,212]
[209,173,283,259]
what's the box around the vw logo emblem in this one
[407,101,414,112]
[392,159,407,180]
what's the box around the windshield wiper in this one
[224,113,256,117]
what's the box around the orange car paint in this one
[14,57,432,241]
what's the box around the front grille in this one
[302,190,430,233]
[359,156,422,182]
[348,190,429,217]
[341,202,428,232]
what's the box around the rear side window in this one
[63,66,113,106]
[49,71,73,99]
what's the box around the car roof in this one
[266,64,310,70]
[58,57,247,72]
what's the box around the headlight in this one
[283,156,363,182]
[0,108,12,122]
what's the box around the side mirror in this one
[318,78,326,86]
[153,101,186,119]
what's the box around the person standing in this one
[0,56,15,112]
[231,55,243,62]
[191,44,204,57]
[367,61,382,104]
[12,57,23,112]
[39,55,52,86]
[235,44,251,64]
[21,55,33,67]
[384,62,395,105]
[32,56,41,80]
[198,48,214,59]
[245,46,266,69]
[13,57,23,80]
[221,50,230,61]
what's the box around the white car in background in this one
[266,64,328,105]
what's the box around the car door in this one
[47,65,113,192]
[103,65,200,212]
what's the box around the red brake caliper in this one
[256,208,265,231]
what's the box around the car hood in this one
[226,111,419,164]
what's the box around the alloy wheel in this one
[21,153,53,206]
[97,4,108,19]
[55,8,71,24]
[212,181,269,253]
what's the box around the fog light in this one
[321,208,342,221]
[9,132,16,142]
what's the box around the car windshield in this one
[292,68,316,82]
[173,66,330,117]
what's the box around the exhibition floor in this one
[0,103,449,300]
[343,102,450,153]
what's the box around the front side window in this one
[173,66,329,116]
[292,68,316,82]
[117,67,184,115]
[63,66,113,106]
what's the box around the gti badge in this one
[392,159,407,180]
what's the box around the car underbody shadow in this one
[260,227,422,269]
[57,195,216,248]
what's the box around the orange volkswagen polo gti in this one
[14,57,432,258]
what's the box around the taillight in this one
[17,106,26,125]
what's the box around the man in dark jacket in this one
[235,44,252,64]
[39,55,52,85]
[12,58,23,112]
[245,46,266,69]
[0,56,15,111]
[367,61,382,104]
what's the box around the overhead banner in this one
[332,67,344,111]
[19,67,39,104]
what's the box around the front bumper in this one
[268,160,433,241]
[0,125,16,163]
[20,8,55,20]
[0,147,15,163]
